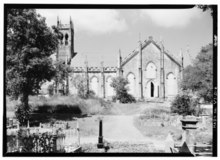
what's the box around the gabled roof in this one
[121,37,181,67]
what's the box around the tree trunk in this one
[18,93,30,126]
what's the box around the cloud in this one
[140,8,204,28]
[36,9,127,34]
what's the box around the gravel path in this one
[68,115,166,151]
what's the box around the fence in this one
[7,120,81,153]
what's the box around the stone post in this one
[97,119,104,148]
[180,118,198,154]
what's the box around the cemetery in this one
[6,96,213,155]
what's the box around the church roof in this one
[121,37,182,67]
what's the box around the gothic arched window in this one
[146,62,157,79]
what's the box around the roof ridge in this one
[121,37,181,67]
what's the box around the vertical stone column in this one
[101,61,105,98]
[84,59,89,97]
[117,49,122,76]
[160,42,165,99]
[138,41,143,99]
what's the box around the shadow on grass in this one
[29,104,91,126]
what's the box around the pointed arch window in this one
[146,62,157,79]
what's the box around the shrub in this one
[47,84,54,96]
[111,76,136,103]
[171,92,200,116]
[112,93,136,103]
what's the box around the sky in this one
[36,7,213,67]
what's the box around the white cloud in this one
[36,9,127,34]
[140,8,204,28]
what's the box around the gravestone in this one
[180,117,198,154]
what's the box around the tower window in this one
[59,33,64,45]
[65,33,69,45]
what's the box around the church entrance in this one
[145,81,158,98]
[150,82,154,97]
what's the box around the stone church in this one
[54,18,183,101]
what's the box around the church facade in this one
[55,19,183,101]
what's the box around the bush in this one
[171,92,200,116]
[47,84,54,96]
[111,76,136,103]
[112,93,136,103]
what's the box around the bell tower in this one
[57,16,76,64]
[56,17,77,95]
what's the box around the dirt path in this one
[103,115,145,142]
[77,115,166,150]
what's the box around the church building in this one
[54,18,183,101]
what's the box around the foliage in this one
[47,84,54,96]
[71,75,95,99]
[15,104,31,126]
[181,44,213,103]
[111,76,136,103]
[197,5,213,16]
[6,9,58,123]
[171,92,200,116]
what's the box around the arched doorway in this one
[127,73,136,96]
[90,76,99,96]
[151,82,154,97]
[106,76,114,97]
[167,73,177,96]
[145,81,158,98]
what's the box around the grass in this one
[134,107,213,144]
[134,107,183,140]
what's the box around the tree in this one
[197,5,213,16]
[6,9,58,125]
[110,76,136,103]
[181,44,213,103]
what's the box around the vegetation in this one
[181,44,213,103]
[47,84,54,96]
[6,9,58,125]
[197,5,214,16]
[71,75,93,99]
[171,91,200,116]
[134,107,182,140]
[110,76,136,103]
